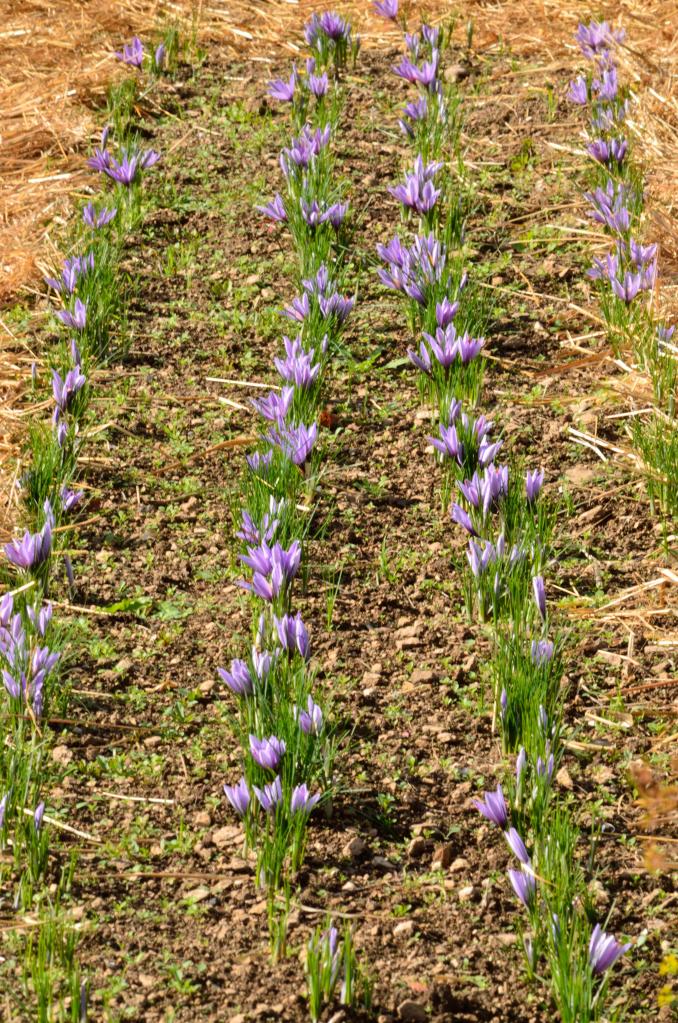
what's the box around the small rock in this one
[398,999,428,1022]
[229,1015,245,1023]
[372,855,397,871]
[343,836,367,859]
[139,973,155,989]
[394,920,415,938]
[495,932,516,947]
[458,885,475,902]
[183,886,210,903]
[194,811,211,828]
[411,668,435,684]
[407,837,428,859]
[431,844,454,869]
[212,825,239,848]
[449,857,469,874]
[556,766,573,790]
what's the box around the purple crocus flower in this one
[458,473,481,509]
[5,520,52,570]
[256,194,287,223]
[296,695,323,735]
[531,639,554,666]
[266,422,318,467]
[657,323,676,344]
[268,69,297,102]
[374,0,398,19]
[102,149,160,186]
[52,366,86,413]
[218,659,253,696]
[588,249,619,282]
[473,784,508,828]
[467,538,497,578]
[247,449,274,475]
[60,487,83,513]
[44,253,94,294]
[407,340,432,374]
[532,576,546,620]
[252,648,272,682]
[436,297,459,328]
[318,291,354,322]
[403,97,428,122]
[610,270,644,303]
[281,293,310,323]
[593,66,618,101]
[274,611,310,660]
[274,336,321,389]
[576,20,625,60]
[0,794,6,828]
[628,239,658,268]
[250,734,286,770]
[224,777,250,816]
[567,76,588,105]
[505,827,530,865]
[536,754,554,781]
[478,436,503,468]
[34,802,45,831]
[251,386,294,424]
[450,503,477,536]
[115,37,144,68]
[508,866,536,907]
[290,783,321,816]
[516,747,527,785]
[27,602,52,637]
[82,202,117,229]
[429,422,463,464]
[589,924,631,974]
[318,11,351,41]
[525,469,544,502]
[253,775,283,813]
[393,56,420,84]
[587,137,627,167]
[414,52,440,89]
[308,72,328,98]
[56,299,87,331]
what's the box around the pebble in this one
[407,837,428,859]
[397,999,428,1022]
[343,836,367,859]
[458,885,475,902]
[431,843,454,869]
[393,920,415,938]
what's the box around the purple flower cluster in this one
[0,593,59,717]
[377,231,447,305]
[87,127,160,188]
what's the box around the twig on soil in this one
[207,376,280,390]
[20,807,101,844]
[163,434,257,471]
[100,791,175,805]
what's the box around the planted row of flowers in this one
[567,20,677,523]
[374,5,631,1020]
[218,12,371,1016]
[0,33,169,1015]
